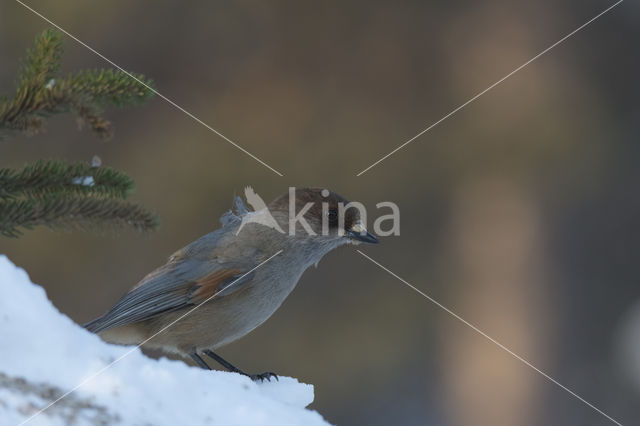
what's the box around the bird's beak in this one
[347,221,379,244]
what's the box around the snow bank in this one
[0,255,330,426]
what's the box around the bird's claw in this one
[249,372,279,382]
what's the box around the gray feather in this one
[219,195,249,226]
[84,228,256,334]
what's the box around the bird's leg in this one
[202,349,278,382]
[190,352,212,369]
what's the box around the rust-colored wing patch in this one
[189,268,245,302]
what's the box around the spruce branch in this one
[0,29,154,139]
[0,29,160,239]
[0,196,159,238]
[0,160,158,237]
[63,69,154,107]
[0,160,135,200]
[18,28,63,87]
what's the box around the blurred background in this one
[1,0,639,425]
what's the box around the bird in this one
[84,187,378,381]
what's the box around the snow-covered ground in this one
[0,255,331,426]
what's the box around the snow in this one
[71,176,95,187]
[0,255,330,426]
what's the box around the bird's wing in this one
[84,252,254,334]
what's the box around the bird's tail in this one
[83,315,107,333]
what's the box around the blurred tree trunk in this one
[440,178,552,426]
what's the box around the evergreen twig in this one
[0,29,154,139]
[0,196,159,238]
[0,160,135,200]
[0,28,160,238]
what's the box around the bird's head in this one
[268,187,379,245]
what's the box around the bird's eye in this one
[327,209,338,224]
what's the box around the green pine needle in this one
[0,160,136,200]
[63,69,155,107]
[0,28,155,139]
[0,29,160,238]
[0,196,159,238]
[18,28,63,87]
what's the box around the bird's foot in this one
[201,349,278,382]
[247,371,279,382]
